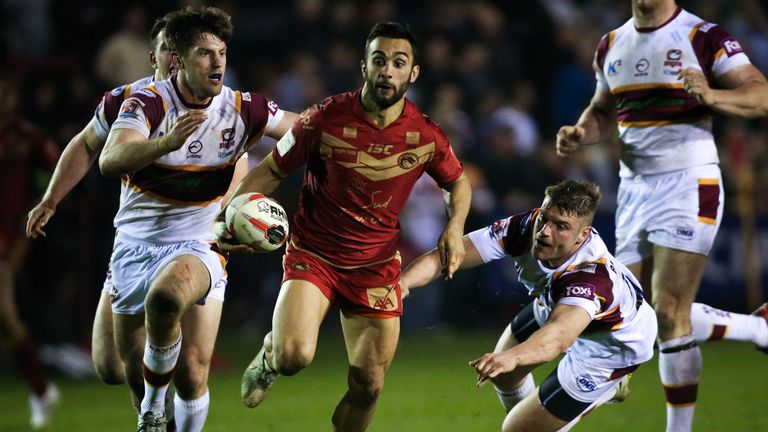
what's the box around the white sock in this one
[494,373,535,412]
[690,302,768,347]
[140,332,182,416]
[174,390,210,432]
[659,334,701,432]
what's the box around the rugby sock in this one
[10,333,48,396]
[494,373,535,412]
[690,302,768,347]
[174,391,209,432]
[659,334,701,432]
[140,332,182,416]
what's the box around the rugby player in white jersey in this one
[556,1,768,431]
[401,180,657,432]
[99,6,297,431]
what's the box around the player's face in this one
[532,198,590,268]
[150,30,175,80]
[178,32,227,99]
[362,37,420,109]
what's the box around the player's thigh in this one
[149,254,212,311]
[92,291,124,382]
[502,389,568,432]
[340,312,399,377]
[271,279,332,359]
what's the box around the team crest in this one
[397,152,419,169]
[220,128,235,149]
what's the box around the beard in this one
[366,78,410,109]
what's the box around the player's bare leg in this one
[489,325,538,412]
[501,389,568,432]
[139,255,211,428]
[93,291,125,384]
[173,299,222,432]
[331,312,399,432]
[651,245,707,432]
[114,313,147,410]
[242,280,331,407]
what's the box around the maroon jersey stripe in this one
[127,163,235,204]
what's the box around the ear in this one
[577,225,591,244]
[149,50,158,69]
[409,64,420,84]
[360,59,367,77]
[173,52,184,70]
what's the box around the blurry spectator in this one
[95,5,152,87]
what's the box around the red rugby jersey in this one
[272,90,464,267]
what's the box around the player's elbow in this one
[98,150,121,177]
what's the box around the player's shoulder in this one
[403,99,448,141]
[316,91,357,114]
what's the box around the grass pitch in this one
[1,330,766,431]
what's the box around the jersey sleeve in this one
[93,85,130,140]
[270,105,322,174]
[551,267,613,319]
[239,92,286,149]
[424,124,463,189]
[110,87,164,138]
[593,32,613,93]
[467,209,537,263]
[691,22,751,78]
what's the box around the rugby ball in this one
[225,193,289,253]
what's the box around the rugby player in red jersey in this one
[215,22,471,431]
[0,68,61,429]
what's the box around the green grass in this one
[1,331,766,431]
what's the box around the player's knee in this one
[145,289,183,321]
[348,368,384,407]
[272,342,314,375]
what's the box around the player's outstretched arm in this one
[400,235,483,298]
[99,111,206,176]
[556,89,616,158]
[470,304,591,386]
[438,173,472,279]
[680,65,768,118]
[266,111,299,140]
[27,119,105,238]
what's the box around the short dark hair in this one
[364,22,419,63]
[149,11,176,45]
[165,6,233,56]
[544,180,601,219]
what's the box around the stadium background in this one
[1,0,767,430]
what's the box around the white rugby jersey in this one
[468,209,653,367]
[93,76,154,140]
[110,77,284,243]
[594,8,751,177]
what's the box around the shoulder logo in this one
[118,97,143,118]
[267,99,278,115]
[137,88,156,98]
[490,218,510,237]
[699,22,716,33]
[405,131,420,145]
[111,85,127,97]
[563,283,596,300]
[723,39,743,56]
[241,92,251,102]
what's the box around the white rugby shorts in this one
[615,164,723,265]
[108,232,227,314]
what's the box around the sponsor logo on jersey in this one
[187,140,203,159]
[137,88,156,98]
[663,49,683,75]
[406,131,420,145]
[699,23,716,33]
[218,149,235,158]
[343,126,357,138]
[723,39,743,56]
[607,59,622,76]
[634,58,650,77]
[118,98,143,119]
[490,218,510,237]
[111,85,127,97]
[564,284,596,300]
[576,375,598,392]
[367,285,398,311]
[242,92,251,102]
[267,99,279,115]
[674,226,696,239]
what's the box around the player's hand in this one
[160,110,207,153]
[26,200,56,238]
[469,351,519,387]
[679,67,714,105]
[437,225,464,280]
[399,281,410,299]
[213,219,257,254]
[556,125,585,157]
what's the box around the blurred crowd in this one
[2,0,768,344]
